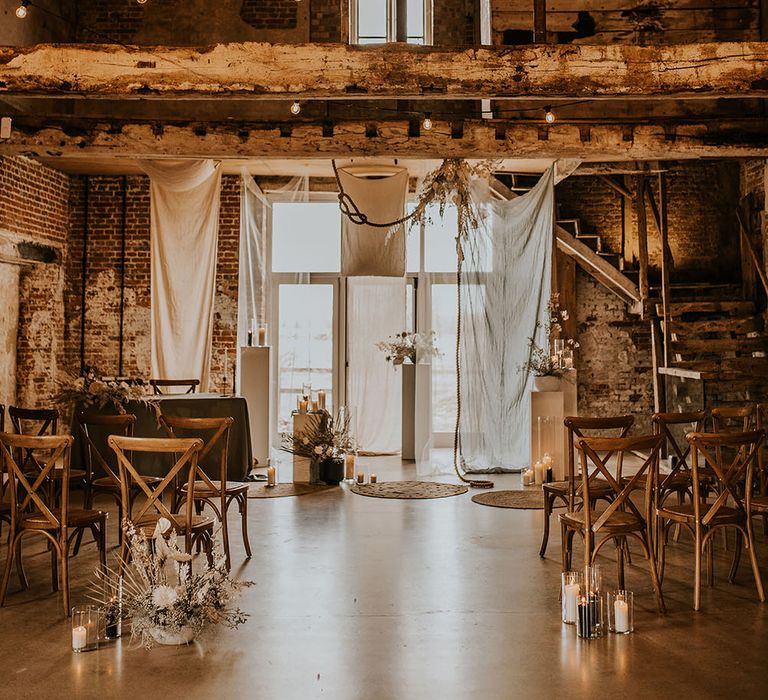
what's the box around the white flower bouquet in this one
[92,519,252,649]
[55,367,147,413]
[376,331,441,366]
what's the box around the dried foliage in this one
[376,331,440,366]
[54,367,148,414]
[520,294,579,378]
[280,410,353,461]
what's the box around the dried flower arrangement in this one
[280,410,353,462]
[520,294,580,378]
[376,331,441,366]
[92,519,252,648]
[54,367,148,414]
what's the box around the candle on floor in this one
[356,472,365,484]
[311,400,319,413]
[370,473,377,483]
[267,466,276,487]
[614,596,629,633]
[299,399,308,414]
[258,326,266,346]
[317,390,326,410]
[72,625,87,651]
[564,583,579,624]
[345,453,356,480]
[534,461,544,485]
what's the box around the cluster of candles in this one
[71,605,103,652]
[344,452,376,484]
[297,389,327,414]
[561,568,633,637]
[522,452,554,485]
[551,338,574,370]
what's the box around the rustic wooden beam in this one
[737,205,768,297]
[1,42,768,100]
[3,119,768,161]
[657,170,672,367]
[598,174,634,201]
[635,174,650,318]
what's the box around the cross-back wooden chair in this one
[650,411,709,544]
[107,435,213,572]
[75,412,154,549]
[711,404,756,432]
[658,430,765,611]
[149,379,200,395]
[539,415,633,558]
[0,433,107,616]
[8,406,87,493]
[0,404,5,433]
[756,403,768,502]
[159,415,250,570]
[561,433,666,613]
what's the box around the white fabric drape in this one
[347,277,406,453]
[338,167,408,277]
[459,168,555,472]
[141,159,222,391]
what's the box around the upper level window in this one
[351,0,433,45]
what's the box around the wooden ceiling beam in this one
[0,42,767,100]
[1,119,767,160]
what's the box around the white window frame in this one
[349,0,434,45]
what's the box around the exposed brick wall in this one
[64,174,240,392]
[740,159,767,283]
[435,0,478,45]
[76,0,145,43]
[0,156,70,408]
[310,0,341,42]
[241,0,297,30]
[574,274,654,433]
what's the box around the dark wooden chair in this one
[539,415,633,557]
[658,430,765,611]
[149,379,200,395]
[561,433,666,613]
[0,433,108,616]
[160,415,251,570]
[107,435,214,572]
[8,406,87,494]
[711,404,756,432]
[0,405,8,535]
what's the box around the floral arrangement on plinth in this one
[376,331,441,366]
[520,294,579,378]
[92,519,252,649]
[54,367,147,413]
[280,410,353,463]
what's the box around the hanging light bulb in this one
[422,112,433,131]
[15,1,30,19]
[544,106,556,124]
[290,100,301,116]
[136,0,148,5]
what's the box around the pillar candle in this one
[258,326,266,346]
[267,466,276,487]
[534,461,544,485]
[564,583,580,624]
[356,472,365,484]
[298,400,308,414]
[317,390,326,410]
[311,400,319,413]
[370,474,377,484]
[72,625,87,651]
[614,597,629,633]
[345,454,356,480]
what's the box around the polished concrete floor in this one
[2,456,768,699]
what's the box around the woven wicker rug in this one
[350,480,468,499]
[248,483,336,498]
[471,488,544,510]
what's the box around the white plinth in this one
[401,363,432,461]
[529,372,578,481]
[237,346,273,468]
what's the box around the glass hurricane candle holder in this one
[576,592,604,639]
[561,571,582,625]
[72,605,99,652]
[607,590,634,634]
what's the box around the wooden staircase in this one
[658,287,768,382]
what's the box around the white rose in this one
[152,585,178,610]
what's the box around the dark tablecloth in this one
[72,394,252,482]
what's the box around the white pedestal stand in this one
[237,346,273,469]
[529,371,578,480]
[401,363,432,461]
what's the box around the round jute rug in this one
[247,482,336,499]
[350,480,468,499]
[471,488,544,510]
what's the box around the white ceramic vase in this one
[149,625,196,646]
[533,375,561,392]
